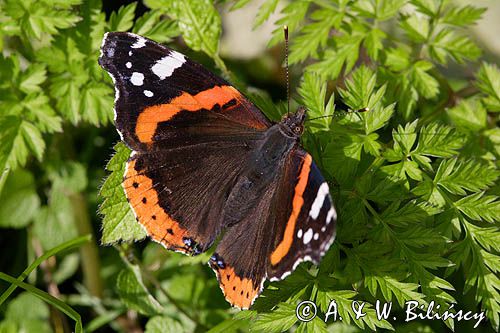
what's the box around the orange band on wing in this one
[123,159,188,252]
[269,154,312,266]
[135,85,240,143]
[213,265,260,309]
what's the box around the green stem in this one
[70,193,103,298]
[0,272,83,333]
[0,235,90,306]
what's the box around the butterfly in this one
[99,32,336,309]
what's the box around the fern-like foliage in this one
[0,0,498,332]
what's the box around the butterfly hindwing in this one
[209,148,336,308]
[268,149,337,281]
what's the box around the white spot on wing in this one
[130,72,144,86]
[131,36,146,49]
[126,62,132,68]
[309,182,330,219]
[151,51,186,79]
[303,228,313,245]
[297,229,303,238]
[129,51,132,56]
[314,233,319,240]
[326,207,336,225]
[144,90,153,97]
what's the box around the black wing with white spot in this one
[266,148,337,282]
[98,32,270,152]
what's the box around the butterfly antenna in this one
[306,107,370,122]
[284,25,290,117]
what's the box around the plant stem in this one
[70,193,103,298]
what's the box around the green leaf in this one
[12,0,82,41]
[116,267,163,316]
[23,94,63,133]
[365,275,424,307]
[251,303,297,333]
[476,62,500,112]
[455,192,500,223]
[338,66,378,110]
[268,1,309,47]
[253,0,279,28]
[18,64,46,94]
[108,3,137,32]
[3,292,51,333]
[400,14,429,42]
[0,169,40,228]
[0,116,45,173]
[289,8,342,64]
[309,35,362,80]
[429,30,481,64]
[410,0,437,17]
[435,159,499,195]
[145,316,184,333]
[364,28,386,60]
[99,143,147,244]
[413,123,464,158]
[442,5,486,27]
[133,12,179,43]
[409,61,439,99]
[173,0,222,58]
[448,99,487,131]
[32,187,79,251]
[298,72,335,131]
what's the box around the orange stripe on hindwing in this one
[269,154,312,266]
[135,85,240,143]
[123,159,188,251]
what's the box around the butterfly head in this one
[280,106,307,138]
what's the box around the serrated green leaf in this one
[410,0,437,17]
[132,12,179,43]
[448,99,487,131]
[309,35,362,80]
[338,66,378,110]
[429,30,481,64]
[298,72,334,130]
[23,94,63,133]
[455,192,500,223]
[173,0,221,58]
[269,1,309,47]
[409,61,439,99]
[435,159,499,195]
[253,0,279,28]
[442,5,486,27]
[99,143,147,244]
[116,267,163,316]
[18,64,46,94]
[108,3,137,32]
[413,123,464,158]
[0,116,45,172]
[289,8,342,64]
[251,303,297,333]
[476,62,500,112]
[400,14,429,42]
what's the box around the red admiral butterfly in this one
[99,32,336,309]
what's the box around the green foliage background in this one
[0,0,499,332]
